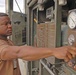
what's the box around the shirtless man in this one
[0,13,76,75]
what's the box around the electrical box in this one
[46,7,54,19]
[12,12,26,46]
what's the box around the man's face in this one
[0,16,12,36]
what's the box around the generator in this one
[26,0,76,75]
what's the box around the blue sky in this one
[0,0,24,13]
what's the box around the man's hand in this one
[53,46,76,62]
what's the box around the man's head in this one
[0,13,12,37]
[0,13,8,17]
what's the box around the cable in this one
[15,0,23,16]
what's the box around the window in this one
[13,0,24,13]
[0,0,5,12]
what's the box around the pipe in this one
[38,0,50,4]
[28,0,38,7]
[42,0,49,4]
[40,60,55,75]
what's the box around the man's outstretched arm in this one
[0,45,76,61]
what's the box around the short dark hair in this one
[0,13,8,17]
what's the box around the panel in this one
[37,22,56,48]
[12,12,26,45]
[36,22,56,65]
